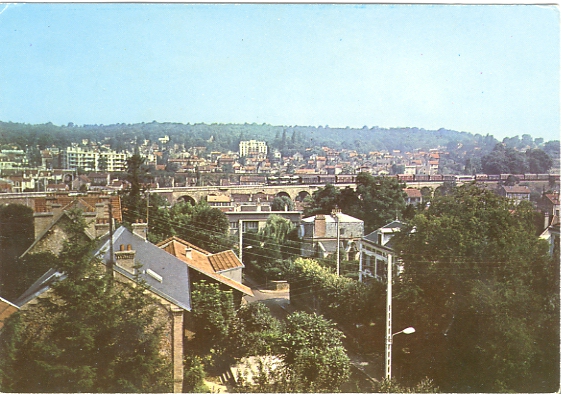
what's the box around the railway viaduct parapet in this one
[150,183,358,204]
[0,180,468,208]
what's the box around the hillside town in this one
[0,129,559,392]
[1,136,558,193]
[0,3,559,393]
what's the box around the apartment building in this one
[239,140,267,157]
[64,146,130,172]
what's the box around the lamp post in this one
[385,252,415,381]
[385,325,415,381]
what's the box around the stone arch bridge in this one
[0,181,451,208]
[150,184,347,205]
[150,181,450,205]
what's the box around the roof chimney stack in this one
[115,244,136,274]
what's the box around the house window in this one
[243,221,259,232]
[340,228,345,235]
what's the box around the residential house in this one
[88,172,110,188]
[540,222,560,258]
[207,195,232,211]
[14,226,191,392]
[0,296,19,329]
[361,220,404,282]
[300,208,364,260]
[0,178,13,193]
[157,236,253,306]
[538,192,560,228]
[21,193,122,257]
[499,185,531,205]
[45,183,69,192]
[404,188,423,206]
[226,209,302,237]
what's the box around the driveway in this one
[242,275,294,320]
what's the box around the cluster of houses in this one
[0,138,453,192]
[0,182,558,390]
[0,194,253,392]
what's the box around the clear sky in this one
[0,3,559,141]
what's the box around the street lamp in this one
[385,325,415,381]
[385,252,415,381]
[394,327,416,336]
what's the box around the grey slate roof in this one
[16,227,192,312]
[381,220,404,229]
[15,268,65,307]
[96,227,191,311]
[363,230,379,243]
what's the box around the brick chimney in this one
[51,203,63,217]
[34,212,54,238]
[132,219,148,240]
[115,244,136,274]
[315,215,326,237]
[95,202,107,220]
[95,218,110,237]
[184,247,192,260]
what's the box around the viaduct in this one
[0,181,450,208]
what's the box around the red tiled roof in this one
[157,237,252,296]
[405,188,422,198]
[208,250,244,272]
[502,186,531,194]
[32,194,122,222]
[546,193,560,205]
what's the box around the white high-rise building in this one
[239,140,267,157]
[64,146,131,172]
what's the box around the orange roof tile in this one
[208,250,244,272]
[157,237,252,296]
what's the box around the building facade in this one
[239,140,268,157]
[64,146,131,172]
[361,220,403,282]
[300,209,364,260]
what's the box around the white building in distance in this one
[239,140,267,157]
[64,146,130,172]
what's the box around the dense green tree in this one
[7,252,58,301]
[0,209,172,392]
[271,196,294,211]
[287,258,385,352]
[281,312,351,392]
[228,302,282,358]
[241,215,299,280]
[525,148,553,173]
[121,152,152,224]
[479,143,553,175]
[542,140,560,158]
[147,199,232,252]
[0,204,35,300]
[303,174,406,232]
[350,173,406,232]
[303,183,341,217]
[391,184,559,392]
[190,281,235,355]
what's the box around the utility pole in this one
[146,190,150,227]
[385,254,393,381]
[331,209,340,276]
[238,219,243,263]
[358,239,363,282]
[107,202,114,278]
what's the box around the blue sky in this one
[0,3,559,141]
